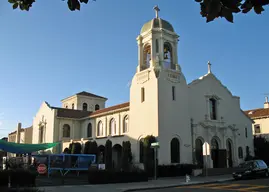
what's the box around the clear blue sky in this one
[0,0,268,138]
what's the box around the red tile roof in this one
[244,108,269,119]
[52,102,129,119]
[53,107,92,119]
[90,102,130,117]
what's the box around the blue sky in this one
[0,0,268,138]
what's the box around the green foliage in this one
[84,141,98,155]
[142,135,156,173]
[71,142,82,154]
[8,0,95,11]
[253,136,269,164]
[121,141,132,171]
[195,0,269,23]
[105,139,112,170]
[63,147,71,154]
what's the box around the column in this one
[59,121,62,141]
[159,36,164,68]
[118,114,121,135]
[72,121,75,139]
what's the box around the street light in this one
[150,142,159,180]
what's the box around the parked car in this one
[232,160,269,180]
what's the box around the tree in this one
[143,135,157,175]
[105,139,112,170]
[122,141,132,171]
[195,0,269,23]
[71,142,82,154]
[83,140,98,155]
[8,0,95,11]
[254,136,269,164]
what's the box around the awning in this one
[0,140,59,154]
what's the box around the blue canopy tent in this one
[0,139,59,154]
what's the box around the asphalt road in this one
[140,178,269,192]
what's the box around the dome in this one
[140,18,175,34]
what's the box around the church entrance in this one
[226,139,233,168]
[211,138,219,168]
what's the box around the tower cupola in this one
[136,6,180,74]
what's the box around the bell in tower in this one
[136,5,180,73]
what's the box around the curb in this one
[123,178,234,192]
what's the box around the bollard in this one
[8,175,11,188]
[185,174,191,183]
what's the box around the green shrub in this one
[105,140,112,170]
[122,141,132,171]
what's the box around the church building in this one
[31,7,254,169]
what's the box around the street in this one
[139,178,269,192]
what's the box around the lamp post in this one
[150,142,159,180]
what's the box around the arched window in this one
[209,98,217,120]
[170,138,180,163]
[123,115,129,133]
[95,104,100,111]
[211,138,219,149]
[97,121,103,137]
[238,147,243,159]
[156,39,159,53]
[163,42,173,69]
[143,44,151,69]
[87,123,92,138]
[39,125,45,143]
[63,124,71,138]
[109,118,116,135]
[72,103,74,109]
[139,139,144,163]
[83,103,88,111]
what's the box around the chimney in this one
[264,96,269,109]
[16,123,22,143]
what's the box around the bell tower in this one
[129,6,191,165]
[136,5,181,74]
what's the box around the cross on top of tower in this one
[207,61,212,74]
[153,5,160,18]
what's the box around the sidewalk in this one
[39,174,234,192]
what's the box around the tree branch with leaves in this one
[196,0,269,23]
[8,0,95,11]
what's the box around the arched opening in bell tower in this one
[163,42,173,69]
[142,44,151,71]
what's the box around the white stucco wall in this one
[252,117,269,135]
[157,69,192,165]
[188,73,254,166]
[32,102,56,145]
[129,69,159,163]
[77,96,106,111]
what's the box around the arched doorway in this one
[97,145,105,164]
[112,144,122,170]
[195,138,204,168]
[226,139,233,168]
[211,138,219,168]
[170,138,180,163]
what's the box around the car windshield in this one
[239,162,253,169]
